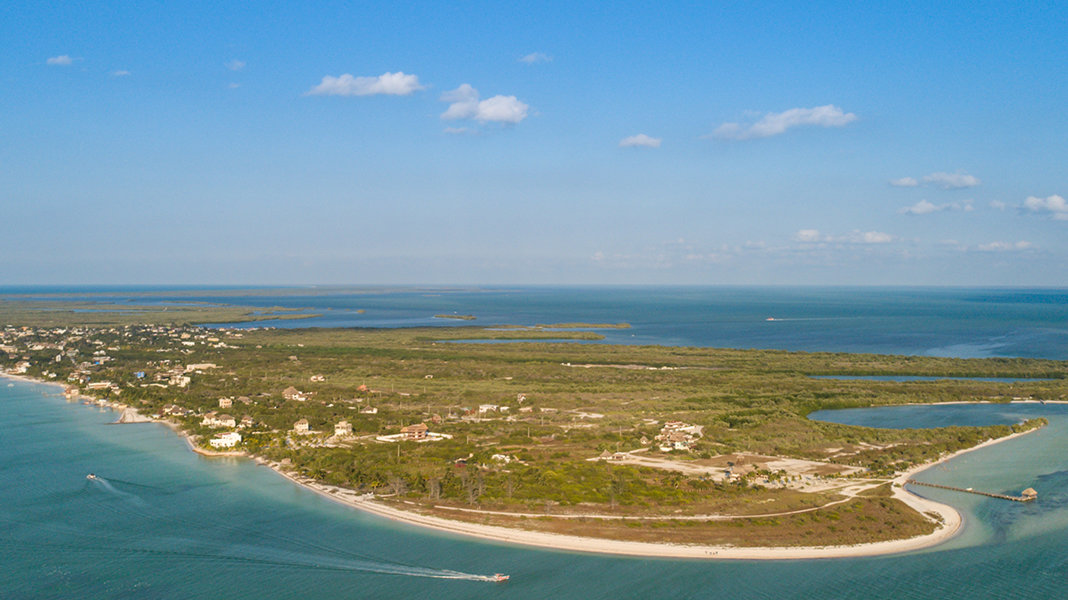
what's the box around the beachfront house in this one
[209,432,242,449]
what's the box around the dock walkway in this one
[906,479,1036,502]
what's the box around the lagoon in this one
[7,286,1068,360]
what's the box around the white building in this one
[209,432,242,449]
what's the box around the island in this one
[1,300,1062,558]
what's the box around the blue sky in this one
[2,1,1066,285]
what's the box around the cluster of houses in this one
[655,421,703,452]
[3,325,473,456]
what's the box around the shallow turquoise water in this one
[5,380,1068,599]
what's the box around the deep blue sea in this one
[3,286,1068,598]
[5,285,1067,359]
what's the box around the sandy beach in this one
[261,424,1042,561]
[1,370,1043,560]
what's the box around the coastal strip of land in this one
[0,371,1046,560]
[266,450,973,560]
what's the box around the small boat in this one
[765,317,776,321]
[86,473,97,481]
[493,574,510,583]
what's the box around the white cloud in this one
[891,171,981,190]
[900,199,973,215]
[111,70,131,77]
[305,72,426,97]
[794,229,894,244]
[990,200,1007,210]
[46,55,73,66]
[619,134,661,148]
[226,59,246,72]
[890,177,919,187]
[901,200,940,215]
[794,229,824,243]
[976,241,1033,252]
[846,230,895,244]
[1022,194,1068,220]
[712,105,857,140]
[440,84,529,124]
[921,171,981,189]
[519,52,552,64]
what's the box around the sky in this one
[2,1,1066,286]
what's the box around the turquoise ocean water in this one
[3,286,1068,598]
[5,381,1068,599]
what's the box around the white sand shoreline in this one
[260,419,1043,561]
[1,371,1047,560]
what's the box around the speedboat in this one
[86,473,97,480]
[493,574,509,583]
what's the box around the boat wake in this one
[76,474,503,583]
[85,475,148,507]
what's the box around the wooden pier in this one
[906,479,1037,502]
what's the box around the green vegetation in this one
[2,302,1063,547]
[0,299,319,327]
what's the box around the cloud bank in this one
[712,105,857,140]
[440,84,529,123]
[306,72,425,96]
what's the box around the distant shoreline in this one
[1,371,1044,560]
